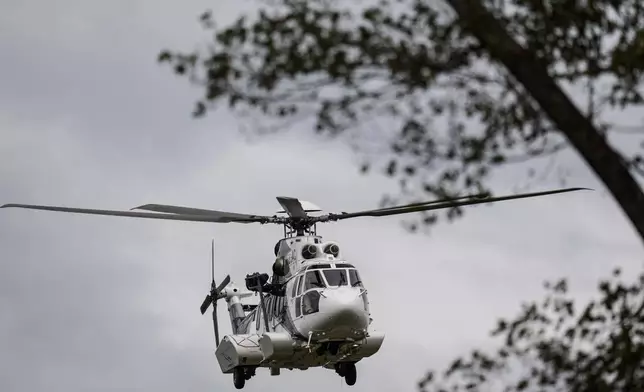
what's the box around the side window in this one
[302,291,321,315]
[296,275,305,296]
[291,277,298,298]
[295,297,301,318]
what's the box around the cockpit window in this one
[323,269,348,287]
[304,270,325,290]
[302,291,321,315]
[349,269,363,288]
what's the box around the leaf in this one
[157,50,172,62]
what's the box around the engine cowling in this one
[323,242,340,257]
[301,244,318,259]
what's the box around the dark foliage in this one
[418,268,644,392]
[156,2,644,389]
[156,0,644,233]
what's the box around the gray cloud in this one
[1,1,643,392]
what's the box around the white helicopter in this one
[1,187,588,389]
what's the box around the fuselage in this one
[237,235,371,343]
[214,234,384,378]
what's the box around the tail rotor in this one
[200,239,230,347]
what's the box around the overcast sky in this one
[1,1,643,392]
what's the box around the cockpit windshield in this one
[304,270,325,290]
[322,269,348,287]
[349,269,363,288]
[300,266,364,292]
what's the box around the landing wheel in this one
[344,363,357,386]
[233,368,245,389]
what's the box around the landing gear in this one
[317,341,341,356]
[328,342,340,356]
[335,362,357,386]
[344,363,357,386]
[233,368,245,389]
[232,367,256,389]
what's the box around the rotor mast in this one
[281,219,317,238]
[275,197,321,237]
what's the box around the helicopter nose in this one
[318,287,369,331]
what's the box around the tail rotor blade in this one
[202,239,222,347]
[212,302,220,347]
[216,275,231,295]
[200,294,212,315]
[210,239,215,283]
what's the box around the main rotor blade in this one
[322,187,590,221]
[132,204,270,221]
[1,204,268,223]
[366,193,490,214]
[276,197,308,218]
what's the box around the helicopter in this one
[1,187,589,389]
